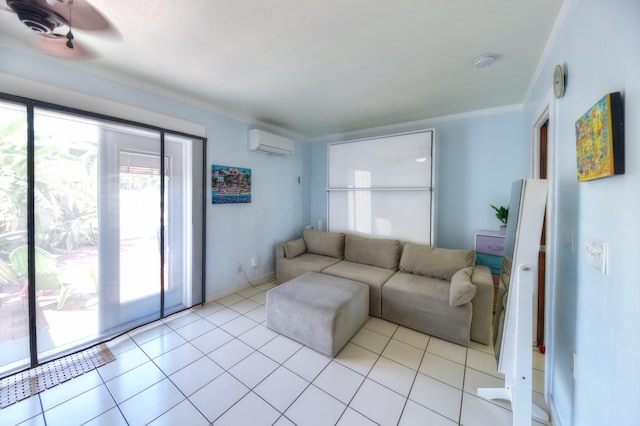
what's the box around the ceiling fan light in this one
[473,53,496,69]
[11,5,63,34]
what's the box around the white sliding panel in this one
[327,130,434,244]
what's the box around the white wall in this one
[523,0,640,424]
[0,46,310,300]
[309,108,525,249]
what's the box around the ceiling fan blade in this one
[37,0,112,31]
[33,35,93,59]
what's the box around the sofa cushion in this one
[449,266,476,306]
[382,271,472,346]
[399,242,476,280]
[276,253,342,284]
[284,238,307,258]
[322,260,397,317]
[303,228,345,258]
[344,234,401,270]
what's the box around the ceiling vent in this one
[248,129,294,156]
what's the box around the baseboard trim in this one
[547,393,562,426]
[205,272,276,304]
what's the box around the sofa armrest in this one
[469,265,493,345]
[275,243,286,261]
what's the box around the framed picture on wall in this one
[211,165,252,204]
[575,92,624,182]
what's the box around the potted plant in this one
[490,204,509,233]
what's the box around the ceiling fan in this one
[4,0,115,59]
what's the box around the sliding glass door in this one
[98,125,163,333]
[0,99,204,377]
[97,128,204,332]
[163,134,204,316]
[32,109,102,359]
[0,101,30,374]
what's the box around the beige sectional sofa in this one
[275,228,494,346]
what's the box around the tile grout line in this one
[27,288,270,425]
[210,311,308,424]
[32,282,527,425]
[128,292,266,424]
[385,326,424,426]
[457,344,470,425]
[110,301,257,424]
[340,320,400,424]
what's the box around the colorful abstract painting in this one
[211,165,251,204]
[575,92,624,181]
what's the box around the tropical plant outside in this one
[0,116,98,287]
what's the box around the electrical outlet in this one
[251,257,259,268]
[236,262,242,273]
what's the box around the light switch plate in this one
[584,235,606,274]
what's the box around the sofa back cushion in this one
[303,228,345,258]
[284,238,307,258]
[345,234,401,270]
[399,242,476,280]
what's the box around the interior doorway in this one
[537,121,548,351]
[532,102,554,354]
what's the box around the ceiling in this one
[0,0,563,138]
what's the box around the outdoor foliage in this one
[0,116,98,285]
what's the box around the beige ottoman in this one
[266,272,369,357]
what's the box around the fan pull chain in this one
[65,0,74,49]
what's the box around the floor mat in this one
[0,343,115,409]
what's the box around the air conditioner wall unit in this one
[248,129,294,156]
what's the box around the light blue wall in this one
[5,1,640,420]
[309,109,525,249]
[203,120,310,296]
[431,111,525,248]
[309,142,328,231]
[522,0,640,424]
[0,46,310,299]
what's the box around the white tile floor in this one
[1,281,548,426]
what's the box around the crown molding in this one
[310,104,523,143]
[0,42,307,142]
[523,0,575,104]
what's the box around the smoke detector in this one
[473,53,496,69]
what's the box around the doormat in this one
[0,343,115,409]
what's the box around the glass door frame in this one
[0,92,206,374]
